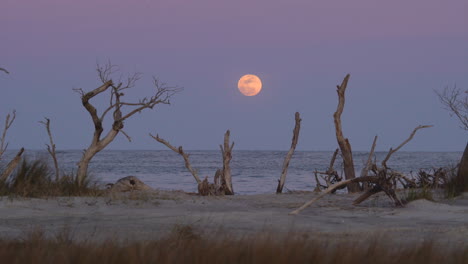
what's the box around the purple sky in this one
[1,0,467,151]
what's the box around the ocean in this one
[1,150,462,194]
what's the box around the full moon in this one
[238,74,262,96]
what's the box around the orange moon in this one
[238,74,262,96]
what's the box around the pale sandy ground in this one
[0,190,467,246]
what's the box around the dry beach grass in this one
[0,227,466,264]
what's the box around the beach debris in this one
[151,130,235,196]
[107,176,152,192]
[333,74,360,192]
[73,61,180,187]
[313,148,342,192]
[277,112,301,194]
[291,125,432,215]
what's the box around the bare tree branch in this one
[75,62,180,185]
[150,133,201,184]
[382,125,433,169]
[39,118,60,181]
[436,85,468,130]
[0,110,16,160]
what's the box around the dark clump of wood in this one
[291,125,432,215]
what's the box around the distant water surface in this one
[1,150,462,195]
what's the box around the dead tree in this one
[276,112,301,193]
[0,110,16,160]
[74,62,180,186]
[291,125,432,215]
[149,134,201,184]
[436,85,468,192]
[333,74,360,192]
[39,118,60,181]
[220,130,235,195]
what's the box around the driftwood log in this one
[291,125,432,215]
[333,75,360,192]
[276,112,301,193]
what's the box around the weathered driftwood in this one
[74,62,179,186]
[220,130,235,195]
[277,112,301,193]
[198,169,226,196]
[333,74,360,192]
[153,133,233,196]
[150,134,201,184]
[291,125,432,215]
[0,110,16,160]
[40,118,60,181]
[0,148,24,182]
[382,125,433,169]
[360,135,378,190]
[314,149,342,192]
[107,176,152,192]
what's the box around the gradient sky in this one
[1,0,467,151]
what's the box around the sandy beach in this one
[1,190,467,245]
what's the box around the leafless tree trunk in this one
[0,110,16,160]
[74,62,180,186]
[456,142,468,191]
[150,133,201,184]
[436,86,467,191]
[333,74,360,192]
[40,118,60,181]
[0,148,24,182]
[220,130,234,195]
[277,112,301,193]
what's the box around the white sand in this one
[0,190,467,244]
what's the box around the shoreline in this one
[1,190,467,245]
